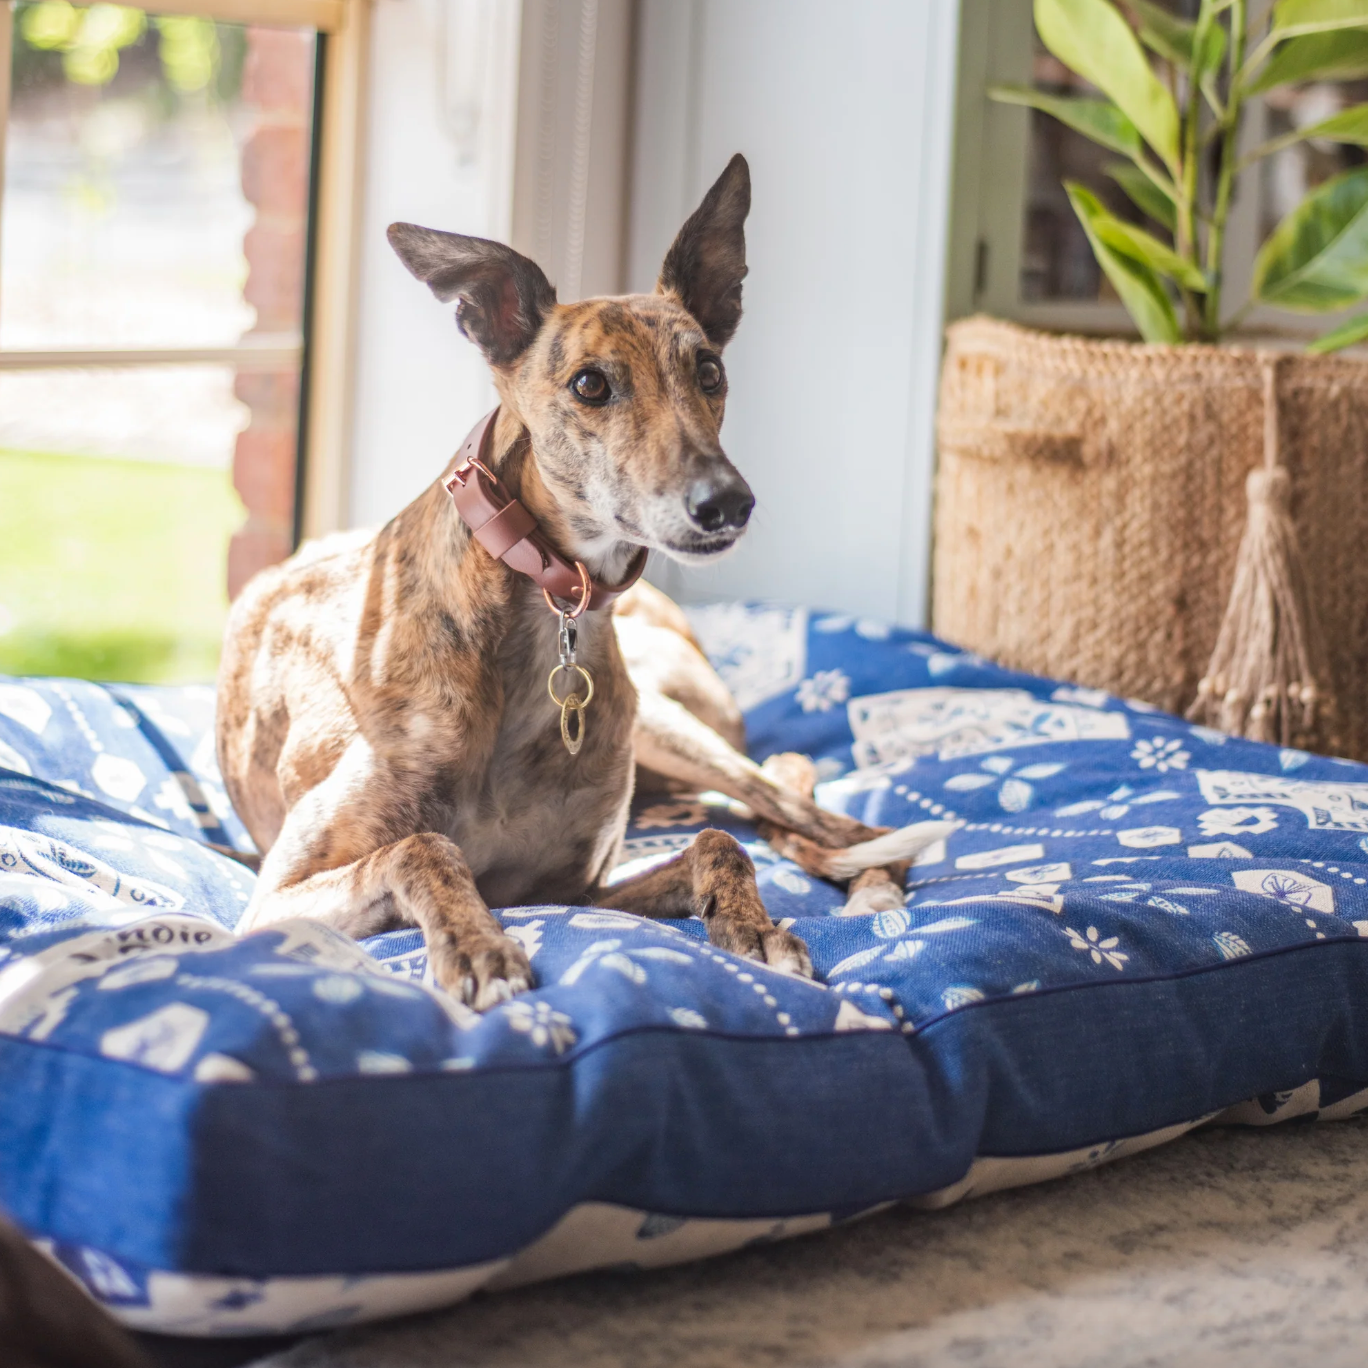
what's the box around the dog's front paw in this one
[758,925,813,978]
[709,917,814,979]
[430,934,534,1011]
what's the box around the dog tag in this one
[548,666,594,755]
[548,614,595,758]
[560,694,587,755]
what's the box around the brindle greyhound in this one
[217,155,951,1009]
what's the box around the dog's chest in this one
[419,611,636,905]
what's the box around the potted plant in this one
[934,0,1368,757]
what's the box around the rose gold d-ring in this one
[543,559,592,618]
[445,455,499,492]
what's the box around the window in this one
[947,0,1368,341]
[1020,36,1140,306]
[0,0,360,684]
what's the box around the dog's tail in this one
[759,820,959,882]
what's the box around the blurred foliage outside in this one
[13,2,245,102]
[0,449,244,683]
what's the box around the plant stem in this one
[1238,29,1279,88]
[1179,56,1204,338]
[1134,155,1182,204]
[1236,123,1307,174]
[1205,0,1247,340]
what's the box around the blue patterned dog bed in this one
[3,604,1368,1336]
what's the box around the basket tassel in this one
[1186,355,1336,751]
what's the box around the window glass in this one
[0,5,317,683]
[1021,39,1158,304]
[0,364,243,680]
[1018,8,1368,311]
[1260,80,1368,243]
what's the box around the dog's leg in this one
[634,689,877,847]
[247,833,531,1008]
[759,751,820,796]
[839,867,906,915]
[754,757,902,913]
[241,752,531,1010]
[594,828,812,977]
[633,689,954,881]
[757,753,902,906]
[759,746,905,910]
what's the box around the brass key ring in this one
[547,663,595,709]
[548,662,595,755]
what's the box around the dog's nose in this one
[686,476,754,533]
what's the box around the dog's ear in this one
[657,154,751,350]
[387,224,557,365]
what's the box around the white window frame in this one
[0,0,369,540]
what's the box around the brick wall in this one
[228,27,314,599]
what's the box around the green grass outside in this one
[0,448,247,683]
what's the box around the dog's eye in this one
[571,369,610,404]
[697,356,724,393]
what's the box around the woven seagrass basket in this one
[932,315,1368,761]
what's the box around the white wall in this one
[509,0,634,302]
[348,0,635,529]
[348,0,962,630]
[347,0,520,529]
[629,0,961,626]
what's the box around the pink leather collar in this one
[444,408,647,616]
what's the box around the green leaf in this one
[1065,181,1183,341]
[1253,165,1368,310]
[1272,0,1368,37]
[1194,19,1228,76]
[1247,29,1368,91]
[1105,159,1178,229]
[1244,103,1368,165]
[1090,204,1208,288]
[1307,311,1368,351]
[1035,0,1182,169]
[1129,0,1196,63]
[1128,0,1227,73]
[1294,101,1368,143]
[988,85,1144,156]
